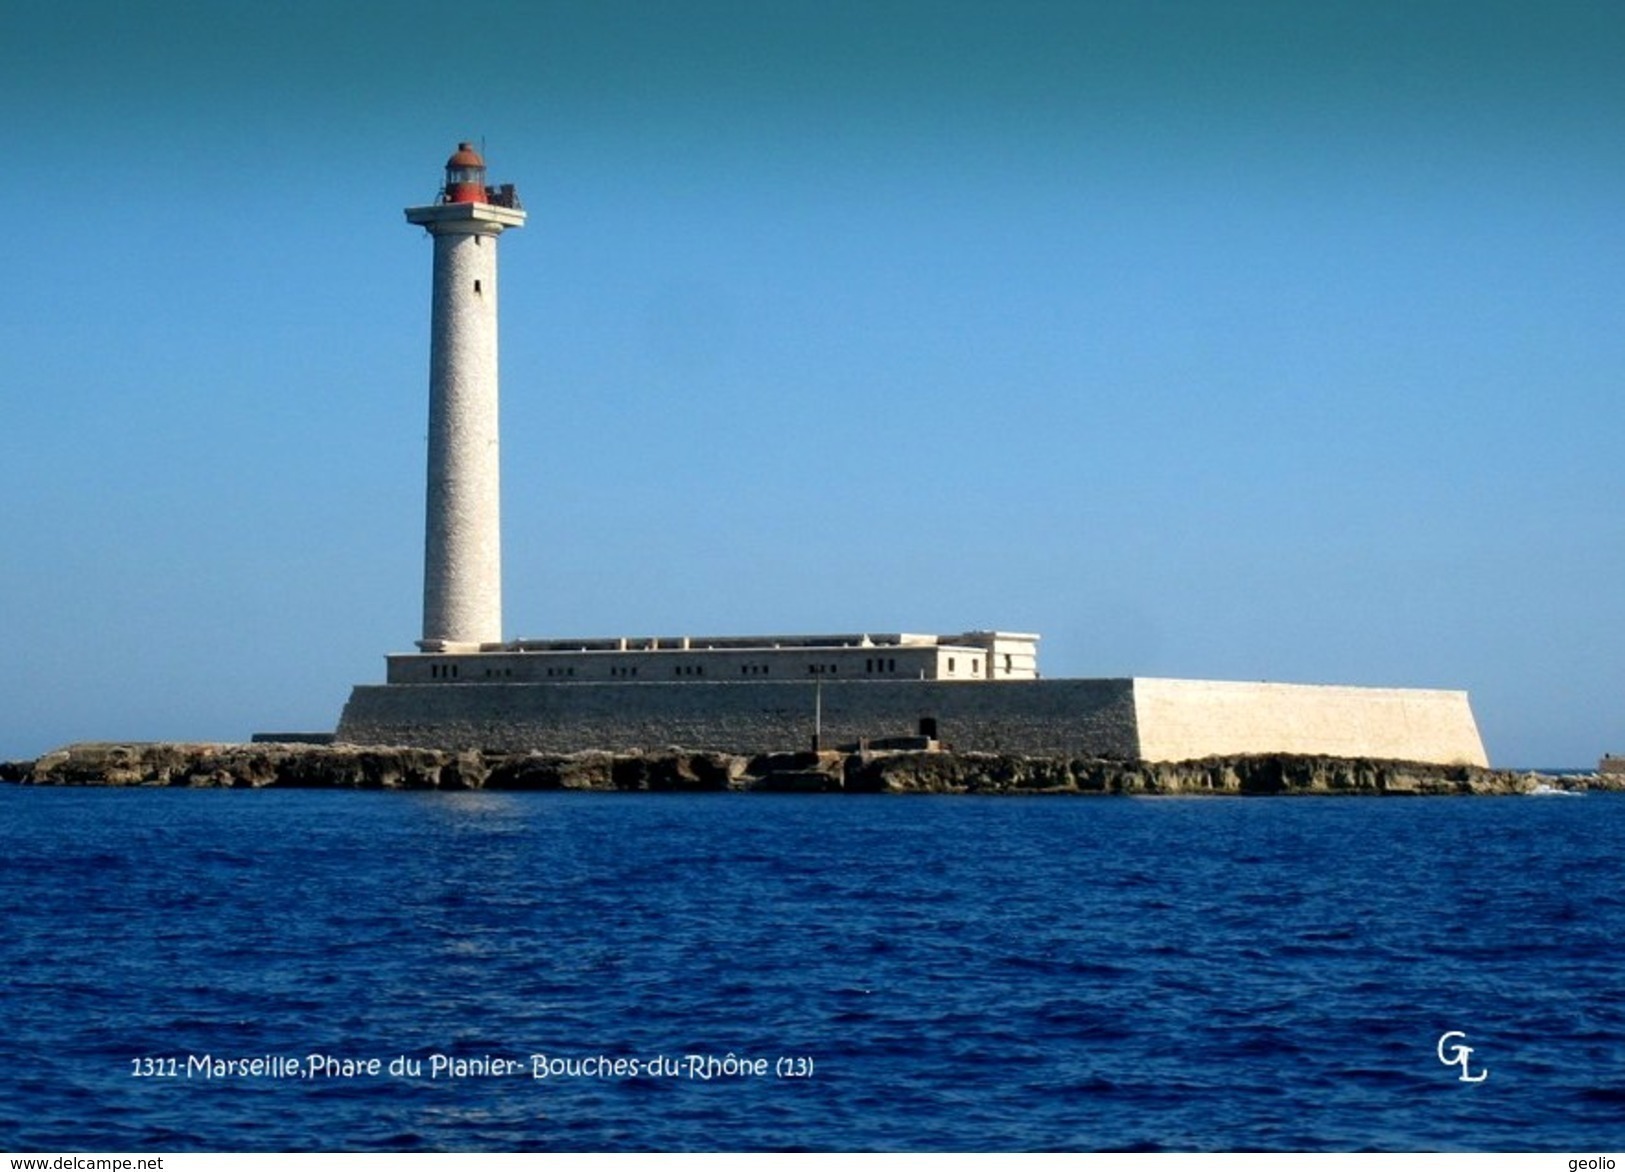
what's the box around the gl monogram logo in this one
[1436,1031,1488,1083]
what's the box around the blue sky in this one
[2,1,1621,766]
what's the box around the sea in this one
[3,785,1623,1153]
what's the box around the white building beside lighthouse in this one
[406,143,524,652]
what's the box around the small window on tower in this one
[473,279,483,294]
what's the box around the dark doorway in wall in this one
[918,716,939,739]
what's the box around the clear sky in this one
[2,1,1621,767]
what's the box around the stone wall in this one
[337,678,1142,758]
[1132,678,1489,767]
[336,675,1490,766]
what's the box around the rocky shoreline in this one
[0,741,1611,795]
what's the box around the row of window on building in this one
[428,654,977,681]
[431,664,517,679]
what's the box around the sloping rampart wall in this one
[1132,678,1488,766]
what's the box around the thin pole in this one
[813,681,822,752]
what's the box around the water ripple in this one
[2,788,1624,1150]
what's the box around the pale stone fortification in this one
[336,675,1489,766]
[340,146,1492,769]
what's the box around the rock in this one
[609,751,744,791]
[485,752,615,790]
[745,751,845,791]
[0,742,1608,796]
[751,770,843,792]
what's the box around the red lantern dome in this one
[443,142,487,204]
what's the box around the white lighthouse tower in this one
[406,143,525,651]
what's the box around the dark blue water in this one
[3,787,1623,1152]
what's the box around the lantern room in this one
[442,142,488,204]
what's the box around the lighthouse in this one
[336,143,1491,773]
[405,143,525,651]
